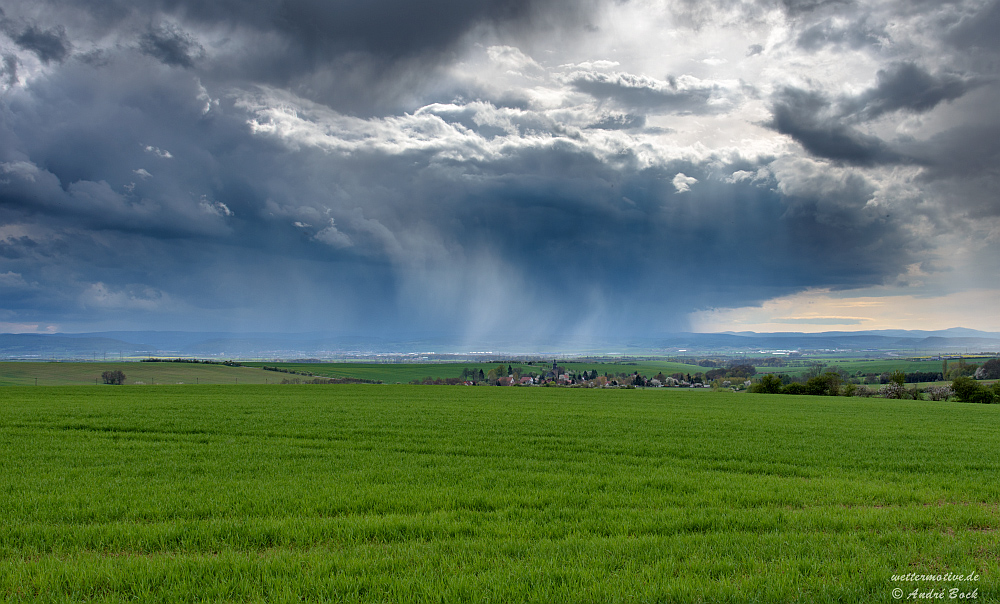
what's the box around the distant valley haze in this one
[2,328,998,360]
[1,0,998,340]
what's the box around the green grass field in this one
[1,385,998,602]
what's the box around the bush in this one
[968,389,996,405]
[925,386,953,401]
[750,374,783,394]
[951,376,977,401]
[782,383,807,395]
[878,383,906,399]
[952,376,996,404]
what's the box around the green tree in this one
[975,358,1000,379]
[804,372,841,396]
[101,370,125,385]
[803,362,825,379]
[946,359,979,380]
[706,368,727,381]
[727,364,757,379]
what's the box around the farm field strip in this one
[242,361,708,383]
[0,361,709,387]
[3,358,986,387]
[1,385,998,602]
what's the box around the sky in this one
[0,0,998,341]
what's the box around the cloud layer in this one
[1,0,998,338]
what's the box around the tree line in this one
[751,366,1000,403]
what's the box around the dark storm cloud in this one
[586,113,646,130]
[843,63,975,122]
[570,72,721,114]
[776,0,853,15]
[945,0,1000,52]
[138,24,203,68]
[279,150,914,334]
[904,84,1000,221]
[3,22,71,64]
[238,0,597,114]
[769,87,899,166]
[0,0,996,336]
[488,163,898,292]
[1,54,17,86]
[15,0,596,56]
[769,63,975,165]
[0,0,600,117]
[795,17,886,51]
[0,55,244,238]
[0,37,921,335]
[265,0,585,58]
[668,0,850,28]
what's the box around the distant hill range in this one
[1,328,998,359]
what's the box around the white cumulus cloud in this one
[673,173,698,193]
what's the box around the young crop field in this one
[244,361,543,383]
[0,361,277,386]
[754,358,965,378]
[825,358,959,375]
[1,385,998,602]
[558,360,706,377]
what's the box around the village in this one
[420,360,747,389]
